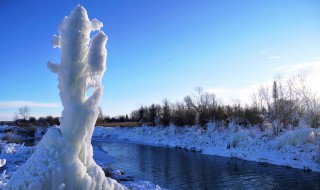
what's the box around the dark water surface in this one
[92,140,320,190]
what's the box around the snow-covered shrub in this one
[228,121,238,133]
[206,122,216,134]
[228,131,247,148]
[11,126,37,138]
[272,120,281,136]
[1,144,16,154]
[167,125,178,136]
[276,128,319,148]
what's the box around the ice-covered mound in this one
[0,159,6,168]
[6,5,125,190]
[7,128,124,189]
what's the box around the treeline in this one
[15,115,60,127]
[251,74,320,134]
[129,75,320,134]
[96,106,134,124]
[130,87,263,128]
[98,114,131,123]
[12,106,60,127]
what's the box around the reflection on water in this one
[93,140,320,190]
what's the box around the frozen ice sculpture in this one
[6,5,126,190]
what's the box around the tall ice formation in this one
[6,5,126,190]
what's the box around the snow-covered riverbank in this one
[93,124,320,172]
[0,124,318,188]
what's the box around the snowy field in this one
[93,124,320,173]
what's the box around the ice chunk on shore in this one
[0,159,6,168]
[1,144,16,155]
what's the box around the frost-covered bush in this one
[206,122,217,134]
[228,121,238,133]
[166,125,177,136]
[276,128,319,148]
[1,144,16,155]
[228,131,247,148]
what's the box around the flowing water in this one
[92,140,320,190]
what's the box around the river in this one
[92,139,320,190]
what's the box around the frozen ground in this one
[0,126,165,190]
[0,141,34,188]
[93,123,320,172]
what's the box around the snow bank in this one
[93,125,320,172]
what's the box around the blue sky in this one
[0,0,320,120]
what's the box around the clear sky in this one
[0,0,320,120]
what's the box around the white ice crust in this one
[6,5,125,190]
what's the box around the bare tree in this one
[192,87,217,127]
[18,106,30,120]
[96,106,104,124]
[162,99,171,126]
[293,73,320,128]
[98,106,104,120]
[14,112,19,121]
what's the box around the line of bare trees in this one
[252,73,320,134]
[130,74,320,133]
[12,74,319,133]
[14,106,60,127]
[130,87,263,128]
